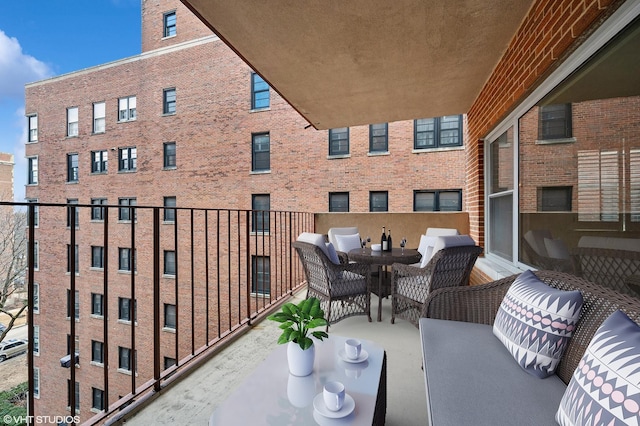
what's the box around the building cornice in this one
[25,35,220,88]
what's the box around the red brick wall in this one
[465,0,626,247]
[0,152,13,201]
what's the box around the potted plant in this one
[268,297,328,376]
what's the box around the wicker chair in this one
[522,238,574,273]
[571,247,640,297]
[390,244,482,326]
[292,240,372,326]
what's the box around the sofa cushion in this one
[556,310,640,425]
[493,270,583,378]
[420,318,567,426]
[334,233,361,253]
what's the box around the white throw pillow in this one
[421,235,475,267]
[297,232,332,260]
[544,238,570,260]
[334,233,361,253]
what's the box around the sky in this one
[0,0,141,201]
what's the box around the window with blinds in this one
[577,150,619,222]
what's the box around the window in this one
[252,133,270,171]
[329,192,349,212]
[252,194,270,233]
[164,250,176,276]
[91,198,107,220]
[118,197,137,221]
[67,289,79,320]
[67,107,78,137]
[163,88,176,115]
[91,293,103,317]
[539,186,572,211]
[28,157,38,185]
[369,123,388,153]
[34,368,40,398]
[92,387,105,411]
[93,102,105,133]
[118,147,137,171]
[91,246,104,269]
[67,154,79,182]
[91,340,104,364]
[369,191,388,212]
[67,381,80,410]
[414,190,463,211]
[118,96,137,121]
[164,304,176,329]
[329,128,349,156]
[539,104,572,140]
[164,357,177,370]
[118,248,135,272]
[28,115,38,142]
[34,326,39,354]
[119,347,135,372]
[164,142,176,168]
[252,256,270,295]
[67,199,79,228]
[91,150,108,173]
[118,297,136,322]
[27,199,39,227]
[414,115,463,149]
[251,73,270,109]
[163,11,176,37]
[164,196,176,222]
[67,244,79,274]
[487,128,514,262]
[33,283,39,314]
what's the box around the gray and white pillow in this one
[493,270,583,378]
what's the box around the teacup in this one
[323,381,345,412]
[345,338,362,360]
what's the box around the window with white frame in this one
[34,368,40,398]
[93,102,105,133]
[67,107,78,137]
[118,96,137,121]
[28,115,38,142]
[27,157,38,185]
[34,326,39,354]
[33,283,39,313]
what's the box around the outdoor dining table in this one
[348,248,421,321]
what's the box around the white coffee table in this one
[209,335,386,425]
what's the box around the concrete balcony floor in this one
[123,292,427,425]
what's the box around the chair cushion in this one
[331,271,367,297]
[325,242,340,265]
[327,227,359,248]
[334,233,361,253]
[418,235,436,258]
[524,229,553,257]
[493,270,583,378]
[557,310,640,425]
[425,227,459,237]
[421,235,475,268]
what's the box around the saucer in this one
[338,348,369,364]
[313,393,355,419]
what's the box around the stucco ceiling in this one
[181,0,535,130]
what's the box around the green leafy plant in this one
[268,297,328,350]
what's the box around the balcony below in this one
[121,292,427,425]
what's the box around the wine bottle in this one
[387,229,392,252]
[381,227,388,251]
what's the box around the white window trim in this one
[483,3,640,276]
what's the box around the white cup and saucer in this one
[313,381,355,419]
[339,338,368,363]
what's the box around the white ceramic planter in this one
[287,341,315,376]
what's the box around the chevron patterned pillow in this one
[557,310,640,425]
[493,270,584,378]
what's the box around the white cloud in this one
[0,30,53,100]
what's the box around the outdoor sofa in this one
[419,270,640,425]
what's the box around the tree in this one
[0,209,28,342]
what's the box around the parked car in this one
[0,339,28,362]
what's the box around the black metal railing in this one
[8,202,313,424]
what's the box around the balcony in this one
[15,202,463,424]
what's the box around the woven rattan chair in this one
[571,247,640,297]
[390,244,482,326]
[292,240,372,326]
